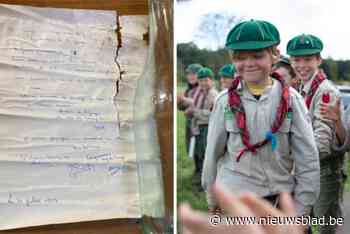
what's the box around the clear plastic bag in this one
[134,0,173,233]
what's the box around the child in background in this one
[178,63,203,154]
[320,98,349,234]
[272,56,300,90]
[287,33,343,234]
[218,64,236,90]
[181,67,218,190]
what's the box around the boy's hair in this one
[229,46,280,63]
[290,53,322,60]
[273,61,296,78]
[314,53,321,59]
[290,53,322,61]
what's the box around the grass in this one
[345,153,350,192]
[177,110,208,211]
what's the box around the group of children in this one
[178,19,349,234]
[178,65,219,188]
[178,62,238,189]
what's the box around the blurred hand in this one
[179,184,303,234]
[320,98,341,122]
[184,107,194,118]
[177,93,185,104]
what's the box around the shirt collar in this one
[241,77,275,102]
[302,70,318,95]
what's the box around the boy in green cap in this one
[320,97,349,234]
[287,34,344,234]
[181,67,218,190]
[202,20,320,226]
[272,56,300,90]
[218,64,236,90]
[178,63,202,155]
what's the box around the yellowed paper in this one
[0,4,147,230]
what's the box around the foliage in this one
[177,42,230,83]
[178,42,350,84]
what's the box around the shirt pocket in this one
[225,118,242,153]
[224,117,251,176]
[225,117,239,133]
[276,118,292,157]
[270,118,293,176]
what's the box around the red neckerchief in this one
[185,82,198,97]
[193,88,207,109]
[304,71,326,109]
[228,72,290,162]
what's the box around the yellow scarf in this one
[246,78,273,96]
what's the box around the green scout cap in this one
[185,63,203,74]
[287,34,323,56]
[225,19,280,50]
[197,67,214,79]
[219,64,236,78]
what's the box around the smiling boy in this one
[287,34,343,234]
[202,20,320,220]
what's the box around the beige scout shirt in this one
[181,87,218,134]
[301,72,341,159]
[202,78,320,216]
[178,85,200,111]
